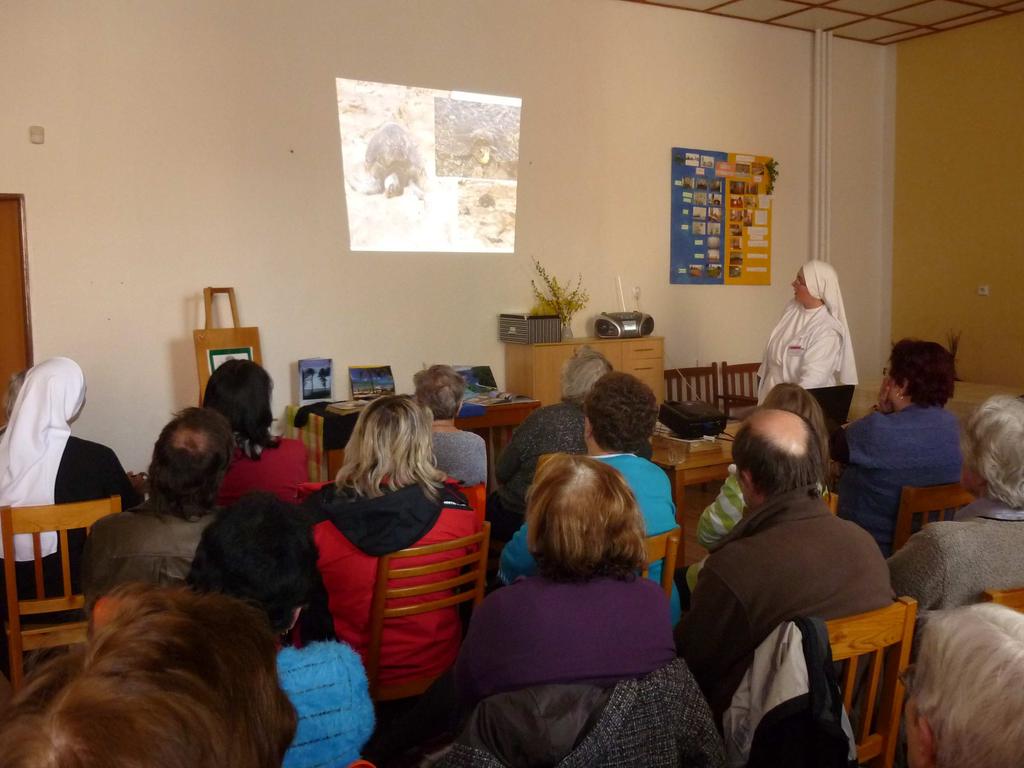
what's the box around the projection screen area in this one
[337,78,522,253]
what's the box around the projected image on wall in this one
[337,78,521,253]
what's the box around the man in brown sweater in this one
[677,409,893,722]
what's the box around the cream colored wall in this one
[892,13,1024,386]
[0,0,893,467]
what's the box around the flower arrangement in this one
[530,258,589,330]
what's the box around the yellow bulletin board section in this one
[723,153,773,286]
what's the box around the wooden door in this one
[0,196,32,426]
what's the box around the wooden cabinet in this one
[505,337,665,406]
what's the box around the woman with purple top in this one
[455,454,676,708]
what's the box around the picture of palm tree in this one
[299,358,333,401]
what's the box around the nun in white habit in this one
[0,358,140,598]
[757,260,858,401]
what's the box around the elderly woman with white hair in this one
[904,603,1024,768]
[487,346,613,542]
[888,394,1024,609]
[757,259,858,401]
[414,365,486,486]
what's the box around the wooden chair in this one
[826,597,917,768]
[664,364,718,405]
[719,361,760,418]
[2,495,122,690]
[826,492,839,515]
[459,483,487,527]
[983,587,1024,612]
[642,527,681,600]
[366,521,490,701]
[891,483,974,553]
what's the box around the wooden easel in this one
[192,287,262,403]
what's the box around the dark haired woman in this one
[203,360,307,505]
[834,339,962,555]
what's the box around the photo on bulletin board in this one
[208,347,253,373]
[670,147,773,287]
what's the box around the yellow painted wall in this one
[892,13,1024,386]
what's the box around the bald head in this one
[734,408,823,504]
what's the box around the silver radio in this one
[594,312,654,338]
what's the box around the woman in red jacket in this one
[307,395,477,689]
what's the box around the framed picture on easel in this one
[193,287,262,403]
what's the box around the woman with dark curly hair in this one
[203,359,308,505]
[834,339,961,555]
[455,454,675,708]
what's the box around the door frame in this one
[1,193,33,367]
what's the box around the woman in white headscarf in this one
[757,260,858,401]
[0,357,140,600]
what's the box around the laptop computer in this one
[808,385,856,434]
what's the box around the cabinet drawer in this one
[622,338,663,365]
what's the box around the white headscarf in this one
[0,357,86,560]
[801,260,858,385]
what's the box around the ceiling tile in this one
[650,0,728,10]
[884,0,981,24]
[711,0,809,21]
[876,27,936,41]
[835,17,916,38]
[772,6,864,28]
[830,0,929,13]
[933,8,1001,26]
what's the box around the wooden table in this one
[651,437,733,528]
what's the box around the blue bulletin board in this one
[670,147,774,286]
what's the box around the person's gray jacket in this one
[439,658,725,768]
[888,512,1024,610]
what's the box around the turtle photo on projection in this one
[348,122,427,199]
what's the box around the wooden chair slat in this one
[32,533,44,600]
[388,551,483,579]
[384,571,481,602]
[983,586,1024,612]
[18,595,85,615]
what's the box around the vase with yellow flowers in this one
[530,258,590,340]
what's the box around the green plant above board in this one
[530,258,589,327]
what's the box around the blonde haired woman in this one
[456,454,676,708]
[307,395,477,689]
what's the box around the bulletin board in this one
[669,147,773,286]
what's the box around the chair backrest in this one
[664,364,718,404]
[826,597,917,768]
[1,495,122,690]
[641,527,681,600]
[459,483,487,527]
[826,492,839,515]
[366,521,490,701]
[983,587,1024,612]
[892,483,974,553]
[719,361,760,418]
